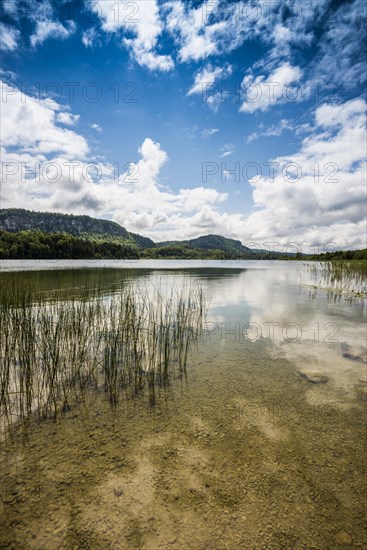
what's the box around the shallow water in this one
[0,261,366,548]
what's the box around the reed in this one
[307,260,367,297]
[0,279,206,437]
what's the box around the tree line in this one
[0,230,366,261]
[0,230,139,260]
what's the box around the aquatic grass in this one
[306,260,367,298]
[0,279,206,438]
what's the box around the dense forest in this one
[307,249,367,261]
[0,230,259,260]
[0,230,140,260]
[0,229,366,261]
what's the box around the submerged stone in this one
[297,370,329,384]
[342,352,365,363]
[113,487,123,498]
[335,529,352,546]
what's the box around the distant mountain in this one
[0,208,289,258]
[1,209,365,261]
[0,208,155,249]
[156,234,253,255]
[0,210,254,255]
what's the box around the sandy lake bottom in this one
[1,336,366,549]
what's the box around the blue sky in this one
[0,0,366,250]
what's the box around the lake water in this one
[1,260,366,548]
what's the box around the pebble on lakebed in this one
[297,370,329,384]
[335,529,353,546]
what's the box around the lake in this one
[0,260,366,548]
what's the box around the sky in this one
[0,0,366,251]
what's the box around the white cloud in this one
[82,27,98,48]
[204,92,223,113]
[0,68,17,82]
[165,0,221,62]
[188,64,232,112]
[272,24,294,44]
[0,80,88,157]
[220,143,236,158]
[1,1,18,17]
[315,98,366,129]
[164,0,258,63]
[177,186,227,212]
[128,47,173,71]
[259,1,329,56]
[86,0,250,67]
[99,138,228,236]
[163,0,315,65]
[201,128,219,139]
[188,63,232,96]
[88,0,173,71]
[30,20,76,48]
[222,170,232,181]
[90,123,102,132]
[313,0,366,90]
[56,112,80,126]
[0,22,20,51]
[240,98,367,249]
[240,62,303,113]
[246,119,293,143]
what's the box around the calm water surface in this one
[2,259,366,399]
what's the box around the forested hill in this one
[0,209,365,261]
[155,235,253,255]
[0,208,155,248]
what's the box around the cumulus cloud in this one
[109,138,228,233]
[56,112,80,126]
[188,64,232,112]
[240,62,303,113]
[164,0,293,64]
[0,80,99,214]
[88,0,173,71]
[240,98,367,249]
[0,80,88,157]
[0,143,106,216]
[163,0,325,66]
[163,0,364,106]
[165,0,222,62]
